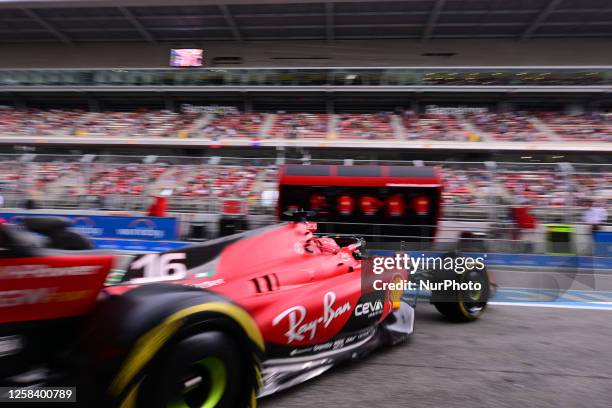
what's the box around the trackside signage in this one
[0,213,178,241]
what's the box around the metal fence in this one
[1,154,610,226]
[170,216,599,257]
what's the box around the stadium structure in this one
[0,0,610,242]
[0,1,611,408]
[0,0,610,278]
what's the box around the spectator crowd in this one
[1,107,610,142]
[467,111,550,142]
[440,165,611,208]
[0,157,608,214]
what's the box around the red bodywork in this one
[106,222,402,348]
[0,255,112,324]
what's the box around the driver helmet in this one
[316,237,340,254]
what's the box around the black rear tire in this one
[139,331,250,408]
[432,265,490,322]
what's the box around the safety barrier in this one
[0,212,179,241]
[93,238,187,252]
[87,239,612,270]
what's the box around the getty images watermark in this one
[362,253,487,293]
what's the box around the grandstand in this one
[0,107,610,144]
[0,3,610,149]
[0,4,610,408]
[0,0,609,234]
[1,154,608,221]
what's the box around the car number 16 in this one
[128,253,187,283]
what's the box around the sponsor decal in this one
[0,264,100,279]
[289,347,313,356]
[0,288,52,308]
[105,268,128,286]
[272,291,351,344]
[0,213,178,241]
[116,218,166,240]
[278,328,376,359]
[313,342,333,352]
[188,278,225,289]
[0,288,92,308]
[309,328,374,353]
[355,299,384,318]
[70,216,104,237]
[342,328,374,345]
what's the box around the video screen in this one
[170,49,203,67]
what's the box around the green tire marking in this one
[168,357,227,408]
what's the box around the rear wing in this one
[0,255,113,324]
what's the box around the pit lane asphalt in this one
[259,304,612,408]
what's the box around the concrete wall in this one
[1,38,611,68]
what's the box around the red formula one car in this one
[0,217,491,408]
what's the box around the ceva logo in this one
[116,218,165,239]
[71,216,104,237]
[355,299,384,318]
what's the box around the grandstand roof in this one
[0,0,611,45]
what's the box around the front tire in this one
[431,263,490,322]
[140,331,251,408]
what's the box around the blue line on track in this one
[414,287,612,310]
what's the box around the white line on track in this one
[579,292,612,301]
[499,286,612,292]
[490,301,612,310]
